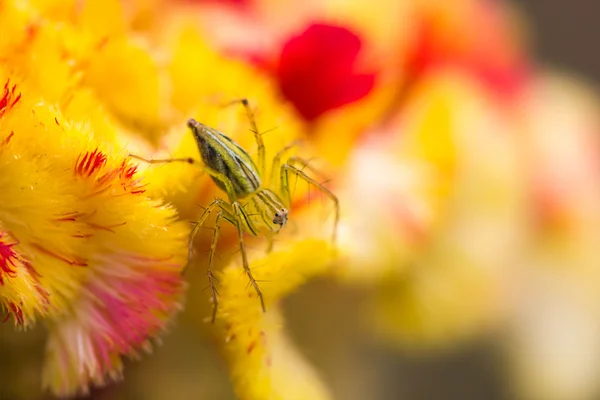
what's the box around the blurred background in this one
[2,1,600,399]
[518,0,600,86]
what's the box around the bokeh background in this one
[2,1,600,400]
[519,0,600,87]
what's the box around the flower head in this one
[0,2,190,393]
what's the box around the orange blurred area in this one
[3,1,600,400]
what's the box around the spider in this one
[130,99,339,322]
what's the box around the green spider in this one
[130,99,339,322]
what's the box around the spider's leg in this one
[186,198,237,322]
[265,233,275,253]
[221,98,265,177]
[130,154,239,203]
[128,154,198,165]
[268,140,302,189]
[286,156,331,205]
[232,201,266,312]
[208,211,224,323]
[281,164,339,244]
[183,198,228,276]
[286,156,330,182]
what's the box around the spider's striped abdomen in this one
[188,118,261,198]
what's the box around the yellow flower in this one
[0,76,189,394]
[217,239,335,400]
[0,1,190,395]
[0,82,88,325]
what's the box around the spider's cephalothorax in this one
[130,99,337,322]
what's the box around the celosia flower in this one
[0,88,88,327]
[0,1,190,395]
[0,85,189,395]
[41,146,188,396]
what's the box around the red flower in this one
[275,23,376,122]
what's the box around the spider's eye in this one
[275,212,280,217]
[281,208,285,212]
[272,219,277,224]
